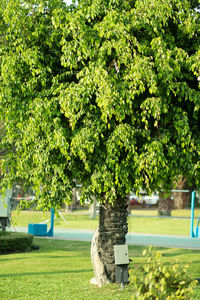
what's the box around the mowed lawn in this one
[0,239,200,299]
[11,209,199,236]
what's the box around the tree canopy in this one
[0,0,199,210]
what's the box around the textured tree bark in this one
[90,196,128,285]
[90,229,110,287]
[158,191,173,216]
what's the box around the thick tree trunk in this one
[158,191,173,216]
[90,197,128,286]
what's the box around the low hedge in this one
[0,232,33,254]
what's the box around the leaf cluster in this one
[0,0,199,209]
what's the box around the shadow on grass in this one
[0,269,93,278]
[128,245,171,257]
[162,249,200,258]
[0,254,88,262]
[33,238,91,254]
[0,257,31,262]
[0,240,92,263]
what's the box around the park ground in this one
[0,209,200,299]
[0,239,200,299]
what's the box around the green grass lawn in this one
[128,216,192,236]
[132,208,200,218]
[11,210,98,230]
[0,239,199,299]
[11,209,199,236]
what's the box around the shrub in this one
[0,232,33,254]
[129,247,197,299]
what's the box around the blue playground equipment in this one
[28,208,54,237]
[190,191,200,238]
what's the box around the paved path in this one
[10,226,200,250]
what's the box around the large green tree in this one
[0,0,200,284]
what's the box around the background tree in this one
[158,192,173,216]
[0,0,200,284]
[173,177,192,209]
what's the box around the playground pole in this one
[47,208,54,237]
[190,191,195,238]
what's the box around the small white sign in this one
[114,244,129,265]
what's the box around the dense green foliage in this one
[129,247,197,299]
[0,231,33,253]
[0,0,199,209]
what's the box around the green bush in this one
[0,232,33,254]
[129,247,197,300]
